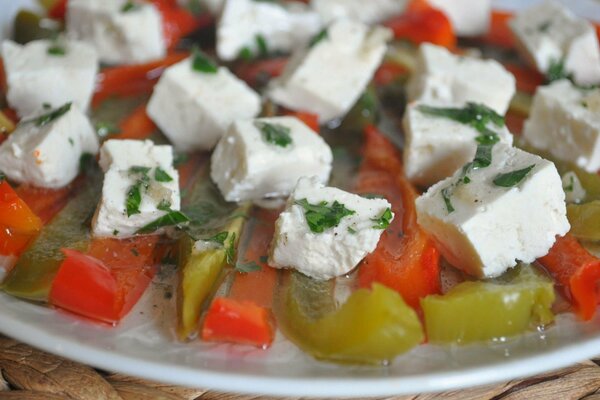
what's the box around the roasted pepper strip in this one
[357,125,441,310]
[277,273,424,364]
[538,234,600,321]
[422,264,555,344]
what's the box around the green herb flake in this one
[225,232,236,264]
[347,226,357,234]
[121,1,140,12]
[131,248,139,256]
[191,47,218,74]
[295,198,356,233]
[0,171,5,182]
[259,255,268,263]
[564,175,574,193]
[417,103,504,139]
[537,21,551,32]
[255,34,268,57]
[546,58,573,83]
[309,28,328,47]
[207,231,229,245]
[136,210,190,234]
[79,153,94,173]
[255,121,293,147]
[472,144,494,170]
[493,164,536,188]
[235,261,262,273]
[371,207,393,230]
[68,137,74,146]
[157,199,172,211]
[24,102,72,127]
[173,153,189,167]
[95,122,121,138]
[126,183,142,216]
[129,166,151,176]
[47,44,66,56]
[441,186,455,213]
[154,167,173,182]
[113,229,119,236]
[238,46,253,61]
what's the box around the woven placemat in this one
[0,335,599,400]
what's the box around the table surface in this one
[0,336,599,400]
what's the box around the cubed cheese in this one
[211,116,333,201]
[428,0,490,37]
[269,176,393,280]
[416,143,569,278]
[509,1,600,86]
[523,80,600,173]
[216,0,321,61]
[92,139,181,238]
[1,39,98,118]
[406,43,516,115]
[147,57,261,151]
[0,103,99,188]
[66,0,166,65]
[402,101,513,187]
[268,19,391,122]
[310,0,407,25]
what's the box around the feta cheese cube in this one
[92,139,181,238]
[268,19,391,122]
[428,0,490,37]
[66,0,166,65]
[416,143,569,278]
[0,103,99,188]
[269,176,393,280]
[523,80,600,173]
[310,0,407,25]
[211,116,333,202]
[406,44,516,115]
[147,57,261,151]
[216,0,321,61]
[1,39,98,118]
[509,1,600,86]
[403,101,513,187]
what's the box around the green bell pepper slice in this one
[567,201,600,242]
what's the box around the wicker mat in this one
[0,336,599,400]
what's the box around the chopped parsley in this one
[207,231,229,245]
[68,137,74,146]
[79,153,95,173]
[154,167,173,182]
[191,47,218,73]
[47,44,66,56]
[295,198,355,233]
[129,165,151,176]
[256,34,268,57]
[255,121,293,147]
[173,153,189,167]
[347,226,357,234]
[95,122,121,138]
[493,164,536,188]
[137,210,190,234]
[238,46,253,61]
[225,232,236,264]
[157,199,172,211]
[309,28,328,47]
[259,255,268,263]
[121,1,140,12]
[417,103,505,140]
[126,183,143,216]
[537,21,552,32]
[23,102,71,127]
[113,229,119,236]
[234,261,262,273]
[546,58,573,83]
[371,208,393,229]
[441,187,455,213]
[564,175,575,193]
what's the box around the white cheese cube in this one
[428,0,490,37]
[406,43,516,115]
[416,143,569,278]
[509,1,600,86]
[269,176,393,280]
[147,57,261,151]
[1,39,98,118]
[310,0,407,25]
[92,139,181,238]
[216,0,321,61]
[211,116,333,202]
[268,19,391,122]
[523,80,600,173]
[66,0,166,65]
[403,101,513,187]
[0,103,99,188]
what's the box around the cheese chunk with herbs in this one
[268,19,391,122]
[310,0,407,25]
[1,39,98,118]
[216,0,321,61]
[211,116,333,202]
[269,177,393,280]
[92,139,181,238]
[406,43,516,115]
[523,80,600,173]
[509,1,600,86]
[416,143,569,278]
[403,102,513,187]
[0,103,99,188]
[66,0,166,65]
[428,0,490,37]
[147,56,261,151]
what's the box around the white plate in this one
[2,0,600,397]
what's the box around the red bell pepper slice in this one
[383,0,456,49]
[201,297,275,347]
[374,62,408,86]
[538,234,600,321]
[50,236,160,324]
[283,111,319,132]
[357,125,441,311]
[480,10,515,48]
[234,57,288,87]
[114,103,157,140]
[503,63,545,95]
[0,180,42,258]
[151,0,213,50]
[48,0,68,21]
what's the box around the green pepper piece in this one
[567,200,600,241]
[0,110,15,136]
[338,85,380,132]
[276,273,424,365]
[13,11,61,45]
[1,166,102,301]
[421,264,555,345]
